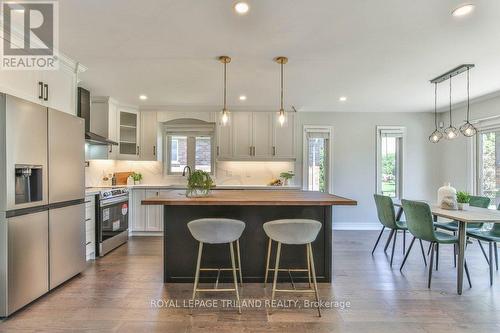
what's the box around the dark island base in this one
[163,205,332,283]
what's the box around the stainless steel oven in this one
[96,188,129,256]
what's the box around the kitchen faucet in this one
[182,166,192,178]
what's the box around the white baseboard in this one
[332,222,381,230]
[129,231,163,236]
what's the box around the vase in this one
[134,180,141,185]
[457,203,468,210]
[186,187,211,198]
[438,183,457,210]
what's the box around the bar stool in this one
[263,219,322,317]
[187,218,245,314]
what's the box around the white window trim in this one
[302,125,334,193]
[472,117,500,196]
[171,138,179,164]
[376,126,406,199]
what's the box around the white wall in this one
[294,112,441,229]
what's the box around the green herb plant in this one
[186,170,214,197]
[456,191,470,204]
[279,171,295,180]
[132,172,143,182]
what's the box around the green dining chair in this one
[466,204,500,286]
[434,195,491,267]
[372,194,427,267]
[400,199,472,289]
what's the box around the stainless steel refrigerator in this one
[0,93,86,317]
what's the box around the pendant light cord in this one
[223,61,227,110]
[449,76,452,125]
[434,82,438,129]
[280,62,284,111]
[466,67,470,122]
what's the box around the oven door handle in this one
[100,197,129,207]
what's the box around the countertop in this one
[85,184,301,196]
[141,189,357,206]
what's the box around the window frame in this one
[302,125,333,193]
[165,131,215,176]
[376,126,406,200]
[474,121,500,207]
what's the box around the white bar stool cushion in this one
[263,219,322,245]
[188,218,245,244]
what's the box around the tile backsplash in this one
[85,160,296,187]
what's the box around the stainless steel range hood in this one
[77,87,118,146]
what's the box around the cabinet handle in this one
[43,84,48,101]
[38,82,44,99]
[273,146,276,156]
[153,145,156,156]
[217,146,220,156]
[249,146,252,156]
[253,146,256,156]
[137,146,140,155]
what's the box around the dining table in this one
[393,200,500,295]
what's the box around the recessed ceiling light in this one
[452,4,475,17]
[139,94,148,100]
[339,96,347,102]
[239,95,247,101]
[234,2,249,15]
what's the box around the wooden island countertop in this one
[141,189,357,206]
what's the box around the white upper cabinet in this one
[117,107,140,160]
[273,113,295,159]
[216,111,295,161]
[0,59,80,115]
[140,111,159,161]
[88,97,119,160]
[252,112,273,158]
[232,112,253,159]
[42,66,77,115]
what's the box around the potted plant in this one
[279,171,295,186]
[456,191,470,210]
[186,170,214,198]
[132,172,143,185]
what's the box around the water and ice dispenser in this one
[14,165,43,205]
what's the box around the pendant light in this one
[459,67,477,137]
[219,56,231,126]
[275,56,288,126]
[429,82,443,143]
[444,76,459,140]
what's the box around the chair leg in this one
[270,242,282,315]
[453,231,457,268]
[371,226,386,254]
[390,230,398,267]
[264,238,272,287]
[229,242,241,314]
[384,229,395,253]
[427,242,432,256]
[236,240,243,287]
[403,230,406,255]
[428,243,435,289]
[419,239,427,266]
[435,243,439,271]
[191,242,203,315]
[494,242,498,271]
[489,242,494,286]
[308,243,321,318]
[478,240,490,265]
[400,237,415,271]
[464,259,472,289]
[307,245,312,288]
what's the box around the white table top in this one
[393,200,500,223]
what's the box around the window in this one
[477,128,500,208]
[303,126,332,193]
[376,126,405,199]
[164,119,215,175]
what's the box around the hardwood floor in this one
[1,231,499,332]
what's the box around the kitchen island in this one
[142,190,356,283]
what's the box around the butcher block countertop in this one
[141,189,357,206]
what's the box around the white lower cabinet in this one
[85,195,96,260]
[130,189,164,233]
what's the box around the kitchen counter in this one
[141,189,356,283]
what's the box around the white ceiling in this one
[59,0,500,112]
